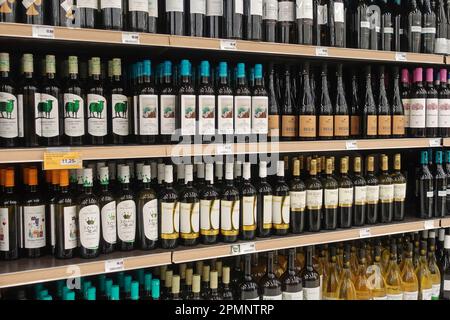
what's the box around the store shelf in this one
[441,217,450,228]
[443,138,450,147]
[0,23,445,65]
[171,218,441,263]
[0,250,171,288]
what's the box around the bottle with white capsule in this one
[220,162,240,243]
[240,162,257,240]
[179,164,200,246]
[200,163,220,245]
[158,165,179,249]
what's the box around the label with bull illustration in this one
[87,94,107,137]
[0,92,18,138]
[112,94,129,136]
[35,93,59,138]
[63,93,85,137]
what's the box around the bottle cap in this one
[439,229,445,241]
[59,170,69,187]
[180,60,191,76]
[105,279,113,298]
[216,261,223,277]
[185,164,193,183]
[196,261,204,274]
[163,61,172,76]
[185,268,193,285]
[136,163,144,181]
[237,63,246,78]
[197,163,205,179]
[426,68,433,82]
[243,162,251,180]
[165,270,173,287]
[234,161,242,178]
[254,64,263,79]
[219,62,228,77]
[200,61,210,77]
[118,165,129,184]
[99,167,109,185]
[160,265,167,281]
[51,170,60,186]
[192,275,201,293]
[414,68,423,83]
[143,60,151,76]
[401,68,410,83]
[420,151,428,165]
[259,161,267,178]
[64,291,75,300]
[202,265,210,282]
[444,235,450,249]
[205,163,214,183]
[87,287,96,301]
[82,281,92,298]
[130,281,139,300]
[142,165,151,183]
[165,165,173,183]
[176,163,185,181]
[45,55,56,74]
[0,52,10,72]
[215,162,223,179]
[179,263,187,280]
[441,69,448,82]
[112,58,121,76]
[225,162,233,180]
[28,168,38,186]
[277,160,284,177]
[4,169,14,188]
[144,273,152,292]
[82,168,93,187]
[429,230,436,239]
[124,275,132,293]
[22,53,33,73]
[222,266,230,284]
[110,285,120,301]
[172,275,180,294]
[436,151,443,164]
[151,279,160,299]
[210,271,218,289]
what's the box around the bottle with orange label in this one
[362,66,377,139]
[377,66,392,138]
[318,64,333,140]
[299,62,316,141]
[334,64,349,139]
[350,71,361,138]
[0,168,20,260]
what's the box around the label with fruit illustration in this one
[160,95,176,135]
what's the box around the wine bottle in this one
[416,151,434,219]
[367,245,387,299]
[234,63,252,142]
[158,165,179,249]
[391,67,405,138]
[148,0,158,33]
[296,0,313,44]
[361,66,377,138]
[377,66,392,138]
[0,53,19,147]
[350,71,361,138]
[435,0,448,54]
[137,60,158,144]
[330,0,345,47]
[116,165,136,251]
[216,62,234,142]
[422,0,437,53]
[100,0,123,30]
[380,0,393,51]
[338,157,353,228]
[259,251,282,299]
[179,164,200,246]
[198,61,216,143]
[402,242,419,300]
[272,160,290,235]
[322,245,339,299]
[415,240,433,300]
[199,163,220,244]
[441,235,450,299]
[352,156,366,226]
[128,0,149,31]
[221,162,239,243]
[318,64,333,140]
[407,0,422,52]
[0,0,17,22]
[221,266,234,299]
[306,159,323,232]
[87,57,108,145]
[393,0,402,51]
[187,0,206,36]
[253,161,272,238]
[206,0,223,37]
[438,69,450,137]
[244,0,263,40]
[390,154,406,221]
[281,66,296,140]
[251,64,268,141]
[136,165,157,250]
[0,169,19,260]
[316,0,329,45]
[434,151,447,217]
[47,170,59,255]
[223,0,244,39]
[301,246,321,300]
[401,68,411,136]
[239,254,260,300]
[97,166,116,254]
[322,158,338,230]
[354,0,370,49]
[384,242,403,300]
[426,235,441,300]
[378,155,394,223]
[289,159,306,234]
[299,62,316,140]
[410,68,426,137]
[165,0,185,35]
[278,0,295,43]
[77,0,98,28]
[22,0,45,24]
[353,248,372,300]
[365,156,379,224]
[334,64,349,138]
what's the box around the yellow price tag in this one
[43,151,82,170]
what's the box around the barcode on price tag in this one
[429,138,441,147]
[359,228,371,238]
[105,259,125,272]
[220,40,237,50]
[32,25,55,39]
[315,47,329,57]
[43,151,82,170]
[122,32,140,44]
[346,140,358,150]
[395,52,407,61]
[231,242,256,255]
[424,220,435,230]
[217,144,232,155]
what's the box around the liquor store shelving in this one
[0,138,440,164]
[0,23,446,65]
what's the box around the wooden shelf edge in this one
[440,217,450,228]
[443,138,450,146]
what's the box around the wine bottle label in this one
[360,21,370,29]
[421,27,436,34]
[296,0,313,20]
[161,201,180,239]
[79,205,100,250]
[435,38,448,54]
[366,185,379,204]
[350,115,360,136]
[324,188,338,209]
[0,92,18,138]
[290,191,306,211]
[181,95,196,135]
[439,98,450,128]
[403,291,418,300]
[278,1,294,22]
[242,196,257,230]
[218,95,234,135]
[387,293,403,300]
[138,95,158,135]
[439,190,447,197]
[334,115,349,137]
[234,96,251,135]
[148,0,158,16]
[262,294,282,300]
[234,0,243,14]
[427,191,434,198]
[143,199,158,241]
[77,0,98,9]
[251,96,268,134]
[316,5,327,25]
[379,184,394,203]
[444,280,450,291]
[199,95,216,135]
[394,183,406,201]
[250,0,263,16]
[165,0,183,12]
[160,95,176,135]
[420,288,433,300]
[383,27,394,34]
[0,208,9,251]
[245,297,261,300]
[23,205,46,249]
[366,115,377,136]
[17,94,24,138]
[402,98,411,128]
[392,115,405,135]
[447,39,450,54]
[354,186,367,205]
[207,0,223,16]
[268,114,280,137]
[282,290,303,300]
[180,202,200,239]
[306,189,323,209]
[318,115,333,137]
[272,195,290,229]
[220,200,239,235]
[338,187,353,207]
[410,26,422,33]
[432,284,441,299]
[112,94,129,136]
[377,115,391,135]
[372,296,388,300]
[425,98,438,128]
[100,0,122,9]
[63,93,85,137]
[190,0,206,14]
[263,195,273,228]
[62,206,77,250]
[303,286,320,300]
[262,0,277,20]
[410,98,426,128]
[128,0,148,12]
[35,93,59,138]
[333,2,344,23]
[281,115,296,137]
[299,115,316,138]
[87,94,107,137]
[117,200,136,242]
[200,199,220,235]
[101,201,117,245]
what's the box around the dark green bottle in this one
[97,166,116,254]
[220,162,240,243]
[137,165,158,250]
[240,162,257,240]
[200,163,220,244]
[116,165,136,251]
[0,169,20,260]
[109,58,129,144]
[0,53,19,147]
[137,60,158,144]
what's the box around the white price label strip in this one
[346,140,358,150]
[395,52,407,62]
[231,242,256,255]
[32,25,55,39]
[122,32,140,44]
[105,258,125,272]
[217,144,232,155]
[359,228,371,238]
[429,138,441,147]
[424,220,435,230]
[315,47,329,57]
[220,40,237,50]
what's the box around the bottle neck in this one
[288,251,295,272]
[69,73,78,80]
[267,254,274,275]
[244,256,252,278]
[255,77,263,87]
[219,76,228,85]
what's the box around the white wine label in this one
[101,0,122,9]
[435,38,448,54]
[403,291,418,300]
[366,185,379,203]
[444,280,450,291]
[180,202,200,235]
[200,199,220,232]
[422,27,436,34]
[426,98,438,128]
[101,201,117,245]
[220,200,240,232]
[263,195,273,224]
[207,0,223,16]
[303,286,320,300]
[272,196,290,225]
[333,2,344,23]
[234,0,243,14]
[394,183,406,201]
[242,196,257,228]
[181,95,196,135]
[290,191,306,211]
[161,202,180,238]
[432,284,441,299]
[379,184,394,202]
[439,190,447,197]
[117,200,136,242]
[160,95,176,135]
[112,94,129,136]
[420,288,433,300]
[403,97,411,128]
[63,206,77,250]
[234,96,251,135]
[0,208,9,251]
[139,95,158,135]
[199,95,216,135]
[409,98,426,128]
[251,96,268,134]
[426,191,434,198]
[360,21,370,28]
[166,0,184,12]
[278,1,294,22]
[296,0,313,20]
[438,99,450,128]
[36,93,59,138]
[383,27,394,34]
[354,186,367,204]
[87,94,107,137]
[263,0,278,20]
[250,0,263,16]
[148,0,158,16]
[128,0,148,12]
[387,293,403,300]
[77,0,98,9]
[63,93,85,137]
[307,189,323,208]
[324,188,338,208]
[0,92,18,139]
[143,199,158,241]
[218,95,234,134]
[262,294,282,300]
[23,205,46,249]
[410,26,422,33]
[282,290,303,300]
[317,4,327,25]
[78,205,100,250]
[17,94,23,137]
[339,187,353,206]
[191,0,206,14]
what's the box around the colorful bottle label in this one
[218,95,234,135]
[79,205,100,250]
[138,95,158,135]
[402,98,411,128]
[409,98,426,128]
[402,291,418,300]
[160,95,176,135]
[63,93,85,137]
[317,4,327,25]
[333,2,344,22]
[296,0,313,20]
[250,0,263,16]
[180,202,200,239]
[350,115,360,136]
[420,288,433,300]
[386,293,403,300]
[199,95,216,135]
[268,114,280,137]
[148,0,158,16]
[0,92,18,139]
[234,96,251,135]
[63,206,78,250]
[36,93,59,138]
[251,96,268,134]
[242,196,257,231]
[0,208,9,251]
[160,201,180,239]
[112,94,129,136]
[181,95,196,135]
[438,98,450,128]
[426,98,438,128]
[200,199,220,235]
[87,94,107,137]
[432,284,441,300]
[220,200,239,236]
[143,199,158,241]
[272,195,290,229]
[23,205,46,249]
[101,201,117,245]
[117,200,136,242]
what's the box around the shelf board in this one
[0,23,444,65]
[441,217,450,228]
[443,138,450,147]
[0,250,171,288]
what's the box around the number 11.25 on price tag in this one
[43,151,82,170]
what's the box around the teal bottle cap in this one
[446,151,450,163]
[105,278,113,298]
[83,281,92,298]
[56,280,65,298]
[436,151,443,164]
[180,60,191,76]
[144,273,152,292]
[219,62,228,77]
[143,60,152,76]
[111,285,120,301]
[34,283,44,298]
[132,64,137,79]
[124,275,132,293]
[117,272,125,288]
[62,286,70,298]
[254,64,263,79]
[41,295,53,301]
[163,61,172,76]
[200,61,210,77]
[137,62,143,78]
[64,291,75,301]
[136,269,145,285]
[151,279,160,299]
[39,289,49,299]
[98,275,106,293]
[420,151,428,165]
[237,63,246,78]
[130,281,139,300]
[87,287,96,301]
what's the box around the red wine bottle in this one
[165,0,185,35]
[362,66,377,139]
[278,0,295,43]
[438,68,450,138]
[392,67,405,138]
[296,0,314,44]
[407,0,422,52]
[206,0,223,38]
[401,69,411,136]
[425,68,439,137]
[245,0,263,40]
[409,68,426,137]
[223,0,243,39]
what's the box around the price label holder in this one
[359,228,371,238]
[230,242,256,255]
[315,47,329,57]
[105,258,125,273]
[216,144,233,155]
[395,52,407,62]
[346,140,358,150]
[220,40,237,50]
[122,32,140,44]
[43,149,82,170]
[429,138,441,147]
[32,25,55,39]
[424,220,435,230]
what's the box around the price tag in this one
[359,228,371,238]
[230,242,256,255]
[43,151,82,170]
[105,259,125,273]
[217,144,233,155]
[315,47,329,57]
[424,220,435,230]
[395,52,407,62]
[429,138,441,147]
[32,25,55,39]
[220,40,237,50]
[122,32,140,44]
[346,140,358,150]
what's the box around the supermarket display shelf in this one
[0,138,438,164]
[441,217,450,228]
[443,138,450,147]
[0,23,445,65]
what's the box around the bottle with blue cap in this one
[165,0,185,35]
[110,285,120,300]
[116,165,137,251]
[160,60,177,144]
[416,150,434,219]
[251,63,268,139]
[137,165,158,250]
[141,273,153,300]
[198,60,216,142]
[206,0,223,38]
[151,278,160,300]
[216,61,234,142]
[234,62,252,141]
[127,0,149,32]
[434,150,447,217]
[109,58,129,144]
[186,0,206,36]
[176,59,197,142]
[97,166,117,254]
[137,59,158,144]
[244,0,262,40]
